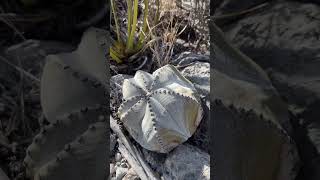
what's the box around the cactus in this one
[212,22,300,179]
[24,28,108,180]
[211,21,293,134]
[118,65,203,153]
[212,100,299,180]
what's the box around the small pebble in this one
[115,152,122,162]
[123,168,140,180]
[120,162,128,168]
[116,167,128,180]
[110,163,116,176]
[110,134,117,153]
[116,162,121,167]
[120,158,127,164]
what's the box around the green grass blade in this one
[126,0,139,52]
[154,0,160,25]
[126,0,133,38]
[110,48,123,63]
[111,0,121,43]
[138,0,149,48]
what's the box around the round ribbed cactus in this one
[118,65,203,153]
[212,22,300,180]
[23,28,108,180]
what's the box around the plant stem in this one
[154,0,160,25]
[126,0,133,38]
[111,0,121,43]
[127,0,139,52]
[137,0,149,49]
[110,47,123,63]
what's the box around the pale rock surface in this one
[161,144,210,180]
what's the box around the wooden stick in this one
[110,116,159,180]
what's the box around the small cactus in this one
[212,22,299,180]
[118,65,203,153]
[24,28,108,180]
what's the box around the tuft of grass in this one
[148,9,187,67]
[110,0,160,63]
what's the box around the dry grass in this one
[147,10,187,67]
[110,0,209,69]
[159,0,177,11]
[147,0,210,68]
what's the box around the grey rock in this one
[173,52,210,66]
[115,152,122,162]
[116,167,129,180]
[120,158,127,164]
[120,159,129,168]
[181,61,210,96]
[123,168,140,180]
[120,162,128,168]
[214,0,269,15]
[110,133,117,154]
[110,163,116,177]
[161,144,210,180]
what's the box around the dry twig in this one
[110,116,159,180]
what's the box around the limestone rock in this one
[161,144,209,180]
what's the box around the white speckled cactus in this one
[23,28,108,180]
[118,65,203,153]
[211,22,300,180]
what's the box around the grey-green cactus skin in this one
[211,22,299,179]
[213,100,298,180]
[211,22,292,133]
[24,28,108,180]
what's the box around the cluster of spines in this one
[146,99,166,153]
[97,31,109,59]
[153,89,199,103]
[118,98,144,121]
[61,64,104,89]
[50,56,106,90]
[215,99,295,145]
[139,72,151,91]
[126,79,146,94]
[117,95,142,115]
